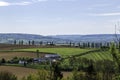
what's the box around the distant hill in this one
[0,33,69,44]
[0,33,119,44]
[51,34,120,42]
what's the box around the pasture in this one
[16,48,94,56]
[0,47,113,61]
[16,48,113,61]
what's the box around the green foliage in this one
[110,43,120,73]
[0,71,17,80]
[22,70,48,80]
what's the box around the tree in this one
[85,63,97,80]
[32,40,35,45]
[110,43,120,73]
[14,40,16,45]
[52,61,63,80]
[36,49,39,58]
[28,41,31,45]
[39,41,43,46]
[1,58,6,64]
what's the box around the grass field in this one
[16,48,94,56]
[0,47,113,61]
[16,48,113,61]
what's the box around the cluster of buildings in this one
[19,54,61,65]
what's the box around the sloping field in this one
[17,48,113,61]
[17,48,93,56]
[81,50,113,61]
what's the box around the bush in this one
[0,71,17,80]
[1,58,6,64]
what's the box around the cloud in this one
[87,3,112,10]
[12,1,32,6]
[0,0,48,7]
[90,12,120,16]
[32,0,48,2]
[0,1,10,6]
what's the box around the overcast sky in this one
[0,0,120,35]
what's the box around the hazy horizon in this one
[0,32,118,36]
[0,0,120,35]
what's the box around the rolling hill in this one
[0,33,119,44]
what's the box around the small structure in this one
[19,60,27,65]
[33,58,47,63]
[33,54,61,63]
[45,54,61,60]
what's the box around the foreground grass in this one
[0,66,37,80]
[0,66,71,80]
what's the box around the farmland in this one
[16,48,94,56]
[0,47,113,61]
[16,48,113,61]
[0,45,115,80]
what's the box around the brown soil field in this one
[0,52,37,60]
[0,66,71,80]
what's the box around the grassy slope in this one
[17,48,93,56]
[81,51,113,61]
[17,48,113,61]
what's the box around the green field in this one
[81,51,113,61]
[16,48,113,61]
[17,48,94,56]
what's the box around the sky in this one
[0,0,120,35]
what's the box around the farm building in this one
[33,54,61,63]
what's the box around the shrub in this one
[0,71,17,80]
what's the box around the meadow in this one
[16,48,113,61]
[16,48,94,56]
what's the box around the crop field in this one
[81,51,113,61]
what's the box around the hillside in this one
[0,33,68,44]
